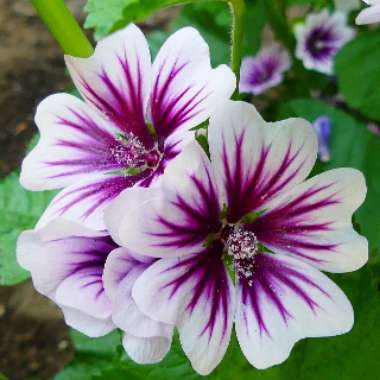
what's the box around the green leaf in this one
[54,330,122,380]
[85,0,204,40]
[84,0,139,39]
[336,29,380,122]
[0,173,55,285]
[70,330,121,356]
[277,98,380,249]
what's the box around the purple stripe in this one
[151,58,209,143]
[241,253,329,337]
[248,183,340,261]
[77,52,152,147]
[51,172,150,221]
[162,242,231,340]
[223,132,308,222]
[150,162,221,249]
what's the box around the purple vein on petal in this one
[241,254,330,337]
[161,243,231,341]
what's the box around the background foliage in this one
[1,0,379,378]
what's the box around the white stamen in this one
[225,225,259,286]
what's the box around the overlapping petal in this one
[37,172,149,230]
[209,100,318,222]
[235,253,354,369]
[132,244,235,375]
[17,219,116,337]
[103,247,173,363]
[106,142,221,257]
[151,27,235,143]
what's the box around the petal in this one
[103,247,173,340]
[17,219,110,296]
[61,307,114,337]
[356,4,380,24]
[20,93,122,191]
[209,100,317,222]
[235,253,354,369]
[55,267,112,320]
[249,168,368,273]
[17,219,117,336]
[150,27,235,141]
[37,171,151,231]
[122,333,171,364]
[65,24,153,146]
[132,245,235,376]
[105,142,221,258]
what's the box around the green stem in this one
[229,0,246,98]
[31,0,93,57]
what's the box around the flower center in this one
[223,225,259,286]
[111,133,161,170]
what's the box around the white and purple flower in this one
[356,0,380,24]
[295,10,355,74]
[20,24,235,230]
[239,44,291,95]
[106,100,368,375]
[17,219,173,364]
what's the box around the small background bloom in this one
[295,10,355,74]
[239,44,291,95]
[313,115,332,162]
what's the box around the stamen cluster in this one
[225,225,259,286]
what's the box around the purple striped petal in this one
[20,94,128,191]
[248,168,368,273]
[106,142,221,257]
[65,24,153,146]
[17,219,117,337]
[209,101,318,223]
[37,172,151,230]
[150,27,235,142]
[235,253,354,369]
[104,247,173,364]
[132,243,235,375]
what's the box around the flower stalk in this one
[31,0,93,57]
[229,0,246,97]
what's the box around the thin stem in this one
[229,0,246,98]
[31,0,93,57]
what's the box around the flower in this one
[312,115,332,162]
[356,0,380,24]
[239,44,291,95]
[295,10,355,74]
[106,100,368,375]
[17,219,173,364]
[20,24,235,230]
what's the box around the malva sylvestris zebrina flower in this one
[17,218,173,364]
[239,43,291,95]
[356,0,380,24]
[295,10,355,75]
[19,24,235,230]
[106,100,368,375]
